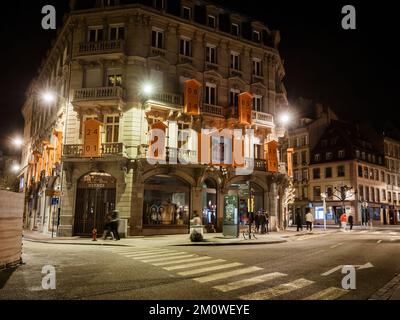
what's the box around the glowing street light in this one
[11,164,21,173]
[142,83,154,96]
[41,91,56,104]
[279,113,291,125]
[12,137,24,148]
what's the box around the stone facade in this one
[21,0,291,237]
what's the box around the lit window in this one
[105,116,120,143]
[338,150,345,159]
[107,74,122,87]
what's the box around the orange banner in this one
[149,121,167,159]
[53,130,63,163]
[267,140,279,173]
[238,92,253,125]
[83,120,101,158]
[287,148,294,178]
[184,79,201,115]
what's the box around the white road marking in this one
[164,259,226,271]
[377,240,382,244]
[193,266,263,284]
[118,249,169,255]
[240,278,314,300]
[330,243,344,249]
[358,231,368,234]
[131,252,187,260]
[321,265,343,276]
[124,250,174,258]
[303,287,349,300]
[141,254,196,263]
[372,232,383,235]
[178,263,243,276]
[214,272,287,293]
[389,232,398,236]
[152,256,212,267]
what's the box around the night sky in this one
[0,0,398,153]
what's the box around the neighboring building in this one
[283,99,338,224]
[383,134,400,224]
[309,121,388,226]
[20,0,291,237]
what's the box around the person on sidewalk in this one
[348,214,354,231]
[111,210,121,241]
[255,211,261,233]
[340,213,348,232]
[102,213,115,240]
[265,212,270,234]
[305,210,314,232]
[259,212,266,234]
[296,211,303,232]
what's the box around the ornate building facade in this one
[20,0,291,237]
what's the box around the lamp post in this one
[321,192,327,231]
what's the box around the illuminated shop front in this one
[202,179,218,232]
[143,175,190,230]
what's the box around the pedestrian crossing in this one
[105,246,351,300]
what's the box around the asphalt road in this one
[1,228,400,300]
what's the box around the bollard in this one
[92,228,97,241]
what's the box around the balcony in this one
[144,92,183,115]
[200,104,224,118]
[63,143,126,159]
[76,40,125,58]
[137,146,197,164]
[72,86,125,114]
[252,111,274,128]
[179,55,193,65]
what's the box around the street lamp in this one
[11,164,21,173]
[321,192,327,231]
[41,91,57,104]
[12,137,23,148]
[142,83,154,96]
[279,113,291,125]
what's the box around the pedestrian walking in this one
[265,212,270,234]
[348,214,354,231]
[111,210,121,241]
[296,211,303,232]
[340,213,348,232]
[102,212,115,240]
[255,211,260,233]
[305,210,314,232]
[259,212,266,234]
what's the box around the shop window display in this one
[143,176,190,226]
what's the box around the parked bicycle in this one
[242,224,258,240]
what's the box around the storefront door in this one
[74,173,116,236]
[202,179,218,233]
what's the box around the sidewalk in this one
[23,227,339,247]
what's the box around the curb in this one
[170,240,288,246]
[23,237,287,247]
[23,238,132,247]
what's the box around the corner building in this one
[23,0,291,237]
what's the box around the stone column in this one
[131,181,144,236]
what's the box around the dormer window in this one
[182,6,191,20]
[208,15,216,29]
[253,30,261,42]
[231,23,240,36]
[154,0,164,10]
